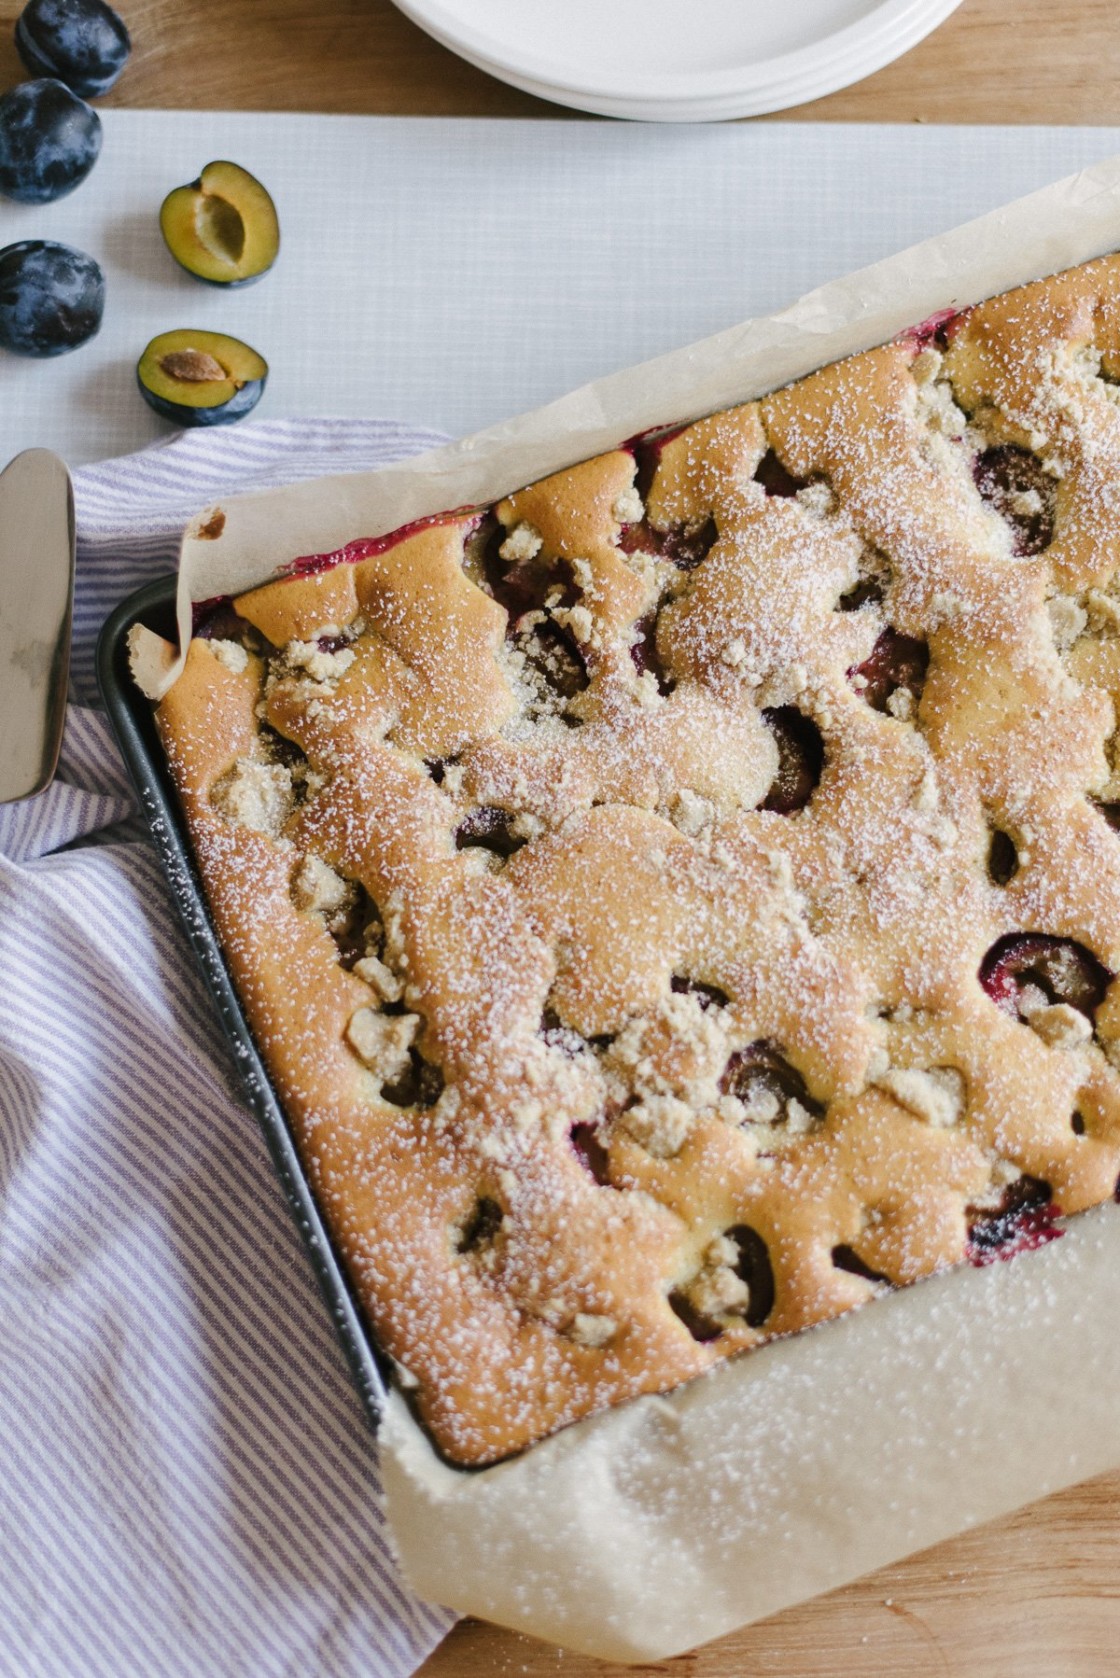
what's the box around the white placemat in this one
[4,115,1120,467]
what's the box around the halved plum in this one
[966,1174,1062,1265]
[719,1040,824,1127]
[137,329,267,428]
[973,445,1056,557]
[160,160,279,287]
[978,933,1111,1022]
[454,805,527,860]
[617,516,718,572]
[760,707,824,813]
[848,627,929,715]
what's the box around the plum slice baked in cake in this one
[155,255,1120,1466]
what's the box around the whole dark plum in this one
[16,0,131,99]
[0,79,101,203]
[0,240,105,356]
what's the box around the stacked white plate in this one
[391,0,965,122]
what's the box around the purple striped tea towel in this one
[0,420,457,1678]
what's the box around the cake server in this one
[0,448,75,804]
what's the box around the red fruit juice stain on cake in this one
[617,515,718,571]
[903,305,969,351]
[287,508,484,578]
[192,594,242,636]
[967,1177,1064,1266]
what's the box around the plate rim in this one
[391,0,965,107]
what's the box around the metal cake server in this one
[0,449,75,804]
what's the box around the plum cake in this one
[156,255,1120,1465]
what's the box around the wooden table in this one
[3,0,1111,123]
[39,0,1120,1669]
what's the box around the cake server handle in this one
[0,449,75,805]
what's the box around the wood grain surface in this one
[419,1467,1120,1676]
[0,0,1114,123]
[16,0,1116,1668]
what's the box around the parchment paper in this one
[132,154,1120,1663]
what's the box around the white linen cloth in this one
[0,420,458,1678]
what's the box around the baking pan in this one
[96,574,389,1432]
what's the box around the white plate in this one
[391,0,965,121]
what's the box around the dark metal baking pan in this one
[96,575,388,1432]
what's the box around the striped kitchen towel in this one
[0,420,457,1678]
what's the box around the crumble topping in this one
[345,1007,418,1081]
[874,1066,965,1128]
[1020,995,1093,1050]
[794,479,836,519]
[669,787,715,836]
[292,853,351,915]
[210,759,294,836]
[1049,595,1089,654]
[681,1244,750,1321]
[499,522,543,563]
[283,639,357,684]
[567,1312,618,1349]
[619,1094,695,1160]
[209,638,249,674]
[161,253,1120,1466]
[612,485,645,526]
[353,952,404,1003]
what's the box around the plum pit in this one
[138,328,268,428]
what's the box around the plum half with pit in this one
[15,0,131,98]
[0,78,100,203]
[160,161,280,287]
[0,240,104,356]
[137,329,268,427]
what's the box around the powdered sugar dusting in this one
[156,255,1120,1466]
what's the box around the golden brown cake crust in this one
[157,256,1120,1465]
